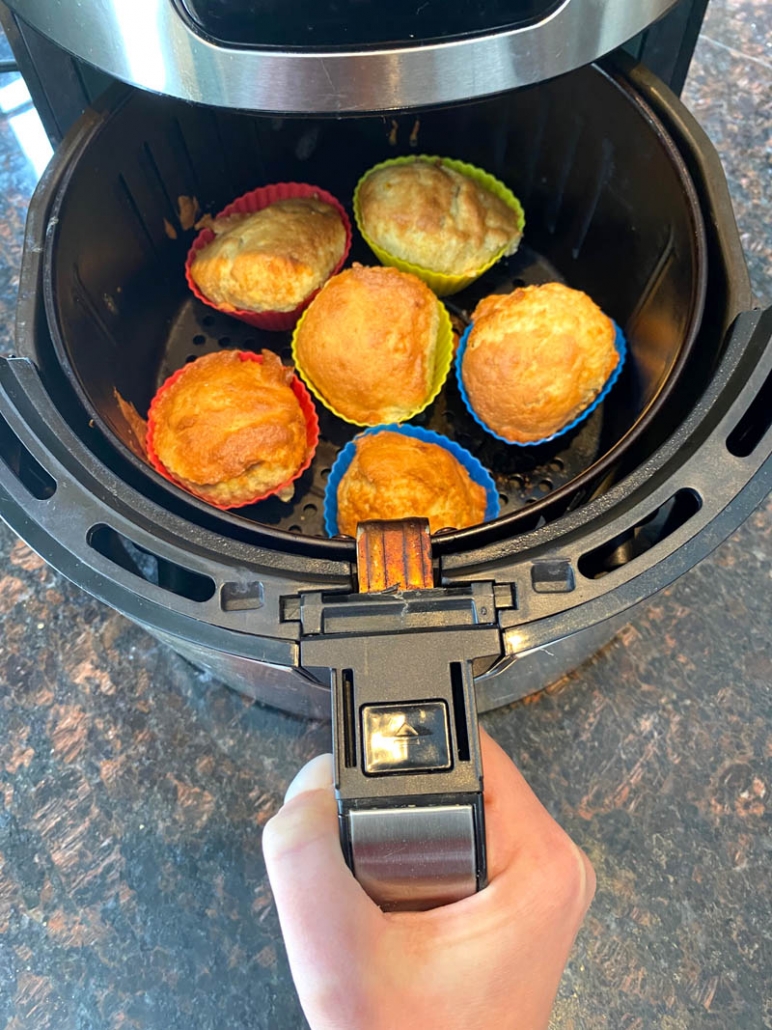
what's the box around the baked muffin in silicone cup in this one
[353,155,525,297]
[186,182,352,331]
[291,264,454,427]
[456,283,628,446]
[146,350,319,509]
[324,424,499,537]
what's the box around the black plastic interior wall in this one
[38,63,708,558]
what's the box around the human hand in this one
[263,728,595,1030]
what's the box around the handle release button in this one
[362,702,451,774]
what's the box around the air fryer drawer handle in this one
[300,520,505,910]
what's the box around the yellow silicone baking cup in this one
[291,290,454,427]
[353,155,526,297]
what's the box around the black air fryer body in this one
[0,0,769,719]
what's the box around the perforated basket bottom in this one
[157,245,610,538]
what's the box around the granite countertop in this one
[0,2,770,1028]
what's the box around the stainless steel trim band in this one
[6,0,679,113]
[349,805,478,910]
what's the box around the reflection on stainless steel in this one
[475,609,637,712]
[155,615,632,718]
[349,805,477,910]
[6,0,678,113]
[147,628,334,720]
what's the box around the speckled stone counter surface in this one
[0,4,770,1028]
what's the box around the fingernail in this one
[284,753,334,804]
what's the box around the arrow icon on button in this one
[391,721,432,738]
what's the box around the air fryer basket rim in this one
[0,304,769,674]
[37,58,708,562]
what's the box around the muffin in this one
[334,430,488,536]
[148,350,315,507]
[355,156,524,290]
[189,195,348,314]
[460,282,620,443]
[292,264,451,425]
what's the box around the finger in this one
[284,752,337,803]
[262,754,384,1003]
[478,728,553,877]
[479,728,593,904]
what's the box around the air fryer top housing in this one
[3,0,681,111]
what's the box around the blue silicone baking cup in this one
[455,319,628,447]
[323,423,500,538]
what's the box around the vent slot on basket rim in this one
[87,523,215,602]
[726,363,772,458]
[578,489,702,581]
[0,413,57,500]
[220,580,264,611]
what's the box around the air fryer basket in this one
[40,61,707,555]
[1,57,769,718]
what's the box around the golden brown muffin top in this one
[190,197,346,313]
[462,282,618,443]
[336,430,487,536]
[294,264,440,424]
[358,159,522,276]
[151,350,307,486]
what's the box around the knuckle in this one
[536,831,595,914]
[260,811,283,861]
[582,849,597,904]
[261,806,300,863]
[261,794,332,866]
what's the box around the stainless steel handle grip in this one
[348,804,479,911]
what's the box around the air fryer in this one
[0,0,770,908]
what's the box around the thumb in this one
[262,754,383,999]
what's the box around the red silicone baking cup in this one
[146,351,320,510]
[185,183,352,331]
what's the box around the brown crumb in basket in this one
[194,213,216,232]
[450,313,466,336]
[114,389,148,457]
[450,313,467,356]
[388,119,398,147]
[177,195,201,231]
[409,118,421,148]
[163,219,178,240]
